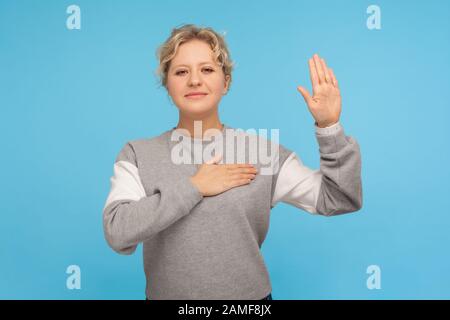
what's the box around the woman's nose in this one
[188,71,201,86]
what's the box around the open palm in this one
[297,53,342,128]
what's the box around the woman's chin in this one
[178,105,217,117]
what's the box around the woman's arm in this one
[272,121,363,216]
[102,143,204,255]
[271,53,362,215]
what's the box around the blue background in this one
[1,0,449,299]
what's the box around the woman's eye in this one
[175,68,213,76]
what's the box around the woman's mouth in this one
[185,93,208,99]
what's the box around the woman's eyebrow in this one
[173,62,214,68]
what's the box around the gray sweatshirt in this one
[102,122,363,299]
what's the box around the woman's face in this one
[166,39,230,117]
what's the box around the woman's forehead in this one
[171,40,216,66]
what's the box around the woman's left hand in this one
[297,53,342,128]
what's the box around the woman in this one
[102,24,363,300]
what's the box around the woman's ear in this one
[223,74,231,95]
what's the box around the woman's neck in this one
[176,112,224,139]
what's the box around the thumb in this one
[205,153,223,165]
[297,86,312,105]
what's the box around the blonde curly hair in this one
[155,24,234,91]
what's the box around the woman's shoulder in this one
[127,129,172,148]
[115,129,172,160]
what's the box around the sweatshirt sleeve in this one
[271,121,363,216]
[102,142,204,255]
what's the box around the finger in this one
[228,178,252,189]
[228,167,258,174]
[297,86,312,105]
[329,68,339,88]
[308,58,319,88]
[225,163,255,169]
[231,173,256,180]
[205,153,222,165]
[313,54,325,84]
[320,58,331,83]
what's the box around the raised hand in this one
[297,53,342,128]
